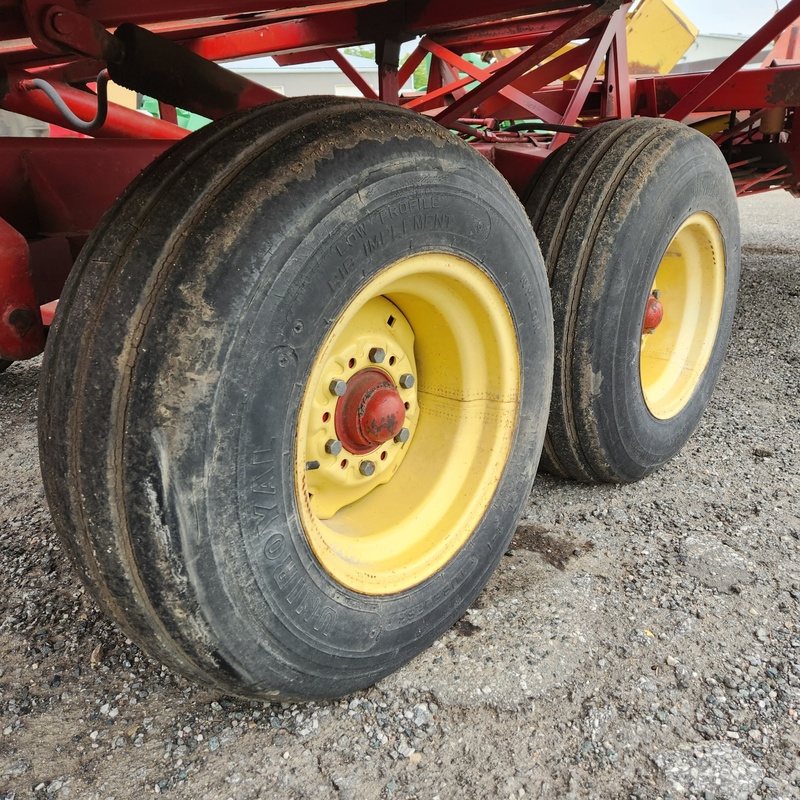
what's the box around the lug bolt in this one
[325,439,343,456]
[329,379,347,397]
[652,289,661,299]
[369,347,386,364]
[394,427,410,444]
[359,460,376,477]
[399,373,415,389]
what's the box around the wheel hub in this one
[642,290,664,334]
[335,368,406,454]
[295,253,522,594]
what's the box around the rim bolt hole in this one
[340,459,348,469]
[404,402,410,410]
[389,355,396,366]
[380,451,387,461]
[322,412,330,423]
[348,358,356,369]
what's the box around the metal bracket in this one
[21,1,124,62]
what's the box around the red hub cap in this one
[335,368,406,455]
[643,292,664,334]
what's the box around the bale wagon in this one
[1,0,799,700]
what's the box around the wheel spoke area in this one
[296,253,521,596]
[640,212,726,420]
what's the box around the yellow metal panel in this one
[626,0,698,75]
[107,80,138,110]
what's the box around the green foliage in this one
[343,45,376,61]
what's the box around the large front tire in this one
[526,118,740,483]
[39,98,553,700]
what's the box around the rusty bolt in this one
[325,439,343,456]
[329,379,347,397]
[359,461,376,477]
[399,373,415,389]
[369,347,386,364]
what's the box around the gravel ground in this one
[1,191,799,800]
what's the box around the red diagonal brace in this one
[434,0,622,128]
[665,0,800,121]
[422,37,561,123]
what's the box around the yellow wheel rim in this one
[295,253,520,595]
[639,212,725,420]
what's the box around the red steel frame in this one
[1,0,800,362]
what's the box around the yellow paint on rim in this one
[295,253,520,595]
[640,212,725,420]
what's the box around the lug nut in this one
[369,347,386,364]
[399,373,415,389]
[359,460,376,477]
[325,439,343,456]
[394,427,410,444]
[329,379,347,397]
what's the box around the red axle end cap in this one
[335,368,406,455]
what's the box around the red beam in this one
[183,2,598,61]
[478,38,595,118]
[1,0,381,41]
[430,9,588,53]
[640,64,800,116]
[665,0,800,121]
[327,48,378,99]
[434,1,619,128]
[421,38,561,122]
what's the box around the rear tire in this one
[525,118,740,483]
[39,98,553,700]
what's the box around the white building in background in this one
[672,33,770,73]
[223,52,413,97]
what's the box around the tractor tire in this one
[525,117,740,483]
[39,97,553,700]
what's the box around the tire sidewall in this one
[134,122,552,696]
[582,132,740,480]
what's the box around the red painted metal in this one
[548,5,628,147]
[638,65,800,116]
[40,300,58,326]
[2,66,187,139]
[1,0,800,367]
[0,217,46,361]
[327,48,378,99]
[434,2,620,128]
[642,293,663,335]
[664,0,800,122]
[0,137,172,305]
[420,38,560,122]
[335,368,406,455]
